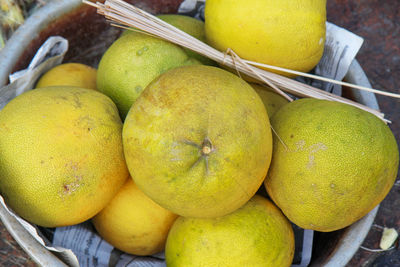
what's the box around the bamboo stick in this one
[83,0,397,123]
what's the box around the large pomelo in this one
[35,63,97,90]
[123,65,272,218]
[92,178,178,256]
[264,98,399,232]
[165,195,295,267]
[204,0,326,76]
[0,87,129,227]
[97,30,201,119]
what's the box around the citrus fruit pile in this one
[0,1,398,267]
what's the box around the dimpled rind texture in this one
[265,98,399,232]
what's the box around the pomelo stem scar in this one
[201,137,213,156]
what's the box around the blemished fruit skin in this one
[265,98,399,232]
[92,178,178,256]
[35,63,97,90]
[157,14,216,66]
[123,65,272,218]
[0,87,129,227]
[97,30,201,119]
[165,195,295,267]
[205,0,327,75]
[251,83,289,118]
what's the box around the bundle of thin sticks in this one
[83,0,399,123]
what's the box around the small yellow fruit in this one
[250,83,289,118]
[205,0,327,75]
[165,195,295,267]
[265,98,399,232]
[92,178,178,256]
[0,87,129,227]
[123,65,272,218]
[157,14,216,66]
[97,31,201,119]
[35,63,97,90]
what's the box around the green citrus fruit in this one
[205,0,326,76]
[35,63,97,90]
[97,31,201,119]
[123,65,272,218]
[165,195,295,267]
[0,87,128,227]
[265,98,399,231]
[92,178,177,255]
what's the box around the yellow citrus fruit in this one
[92,178,178,256]
[265,98,399,232]
[165,195,295,267]
[0,87,129,227]
[205,0,326,75]
[97,31,201,119]
[35,63,97,90]
[157,14,216,66]
[250,83,289,118]
[123,65,272,218]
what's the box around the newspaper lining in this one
[0,1,365,266]
[52,223,166,267]
[306,22,364,95]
